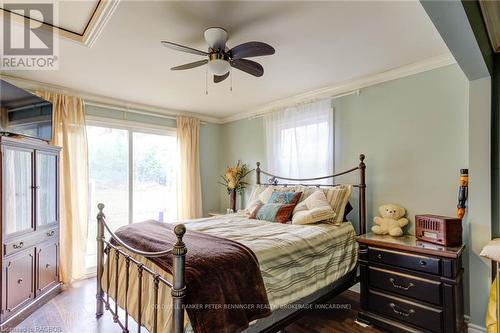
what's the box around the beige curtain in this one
[177,116,203,219]
[38,91,89,284]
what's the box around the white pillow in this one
[293,185,352,224]
[292,206,336,225]
[305,190,330,210]
[480,238,500,262]
[258,186,275,203]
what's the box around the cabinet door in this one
[36,242,58,294]
[2,146,34,236]
[35,152,58,228]
[2,248,35,318]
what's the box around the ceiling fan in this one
[161,27,275,83]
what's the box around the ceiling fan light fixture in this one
[204,27,228,50]
[208,59,230,76]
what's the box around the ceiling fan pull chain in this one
[205,66,208,95]
[230,68,233,92]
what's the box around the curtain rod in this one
[249,89,361,120]
[84,100,209,125]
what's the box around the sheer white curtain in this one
[264,100,334,183]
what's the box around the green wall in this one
[218,118,266,211]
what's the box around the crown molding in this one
[0,74,223,124]
[220,53,457,124]
[82,0,121,47]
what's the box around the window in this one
[264,100,334,183]
[86,123,177,269]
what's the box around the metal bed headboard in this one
[255,154,367,235]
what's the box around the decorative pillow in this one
[249,202,296,223]
[343,201,353,222]
[293,185,352,224]
[480,238,500,262]
[245,185,297,213]
[325,185,352,224]
[304,190,330,209]
[292,206,337,225]
[268,191,302,205]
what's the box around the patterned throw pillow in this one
[249,202,297,223]
[268,191,302,205]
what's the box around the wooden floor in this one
[14,278,385,333]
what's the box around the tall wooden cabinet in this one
[0,136,61,329]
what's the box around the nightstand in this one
[356,233,465,333]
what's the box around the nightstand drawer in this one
[368,266,442,306]
[367,289,443,333]
[369,247,441,275]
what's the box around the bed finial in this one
[97,203,105,219]
[359,154,365,163]
[174,224,186,247]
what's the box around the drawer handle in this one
[13,242,24,249]
[419,260,427,266]
[377,253,383,259]
[17,278,23,284]
[389,278,415,291]
[46,230,55,237]
[45,264,51,269]
[389,303,415,317]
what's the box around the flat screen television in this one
[0,80,53,141]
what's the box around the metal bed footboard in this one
[95,203,187,333]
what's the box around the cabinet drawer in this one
[367,289,443,333]
[368,266,442,305]
[2,248,35,320]
[369,247,441,275]
[40,227,58,242]
[4,234,38,257]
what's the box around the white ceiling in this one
[4,1,450,119]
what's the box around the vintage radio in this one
[415,214,462,247]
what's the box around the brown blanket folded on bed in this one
[112,220,271,333]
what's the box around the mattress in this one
[102,214,358,332]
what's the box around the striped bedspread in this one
[102,214,358,332]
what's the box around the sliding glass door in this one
[86,123,177,270]
[133,132,177,222]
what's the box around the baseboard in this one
[467,322,486,333]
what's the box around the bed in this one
[95,154,367,333]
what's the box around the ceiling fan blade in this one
[214,72,229,83]
[161,41,208,57]
[171,59,208,70]
[229,42,275,59]
[231,59,264,77]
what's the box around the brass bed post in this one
[358,154,366,235]
[172,224,187,333]
[96,203,105,318]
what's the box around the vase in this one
[229,189,236,212]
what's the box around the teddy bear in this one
[372,204,409,237]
